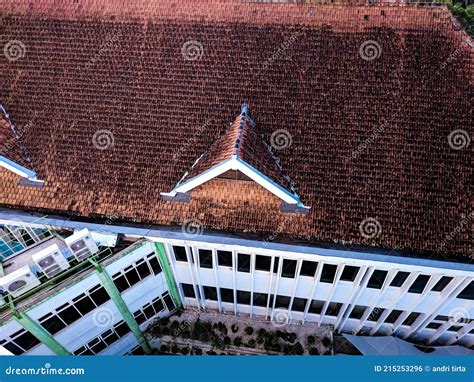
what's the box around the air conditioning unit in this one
[32,243,70,278]
[64,228,99,262]
[0,265,41,298]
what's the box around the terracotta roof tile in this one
[0,1,472,261]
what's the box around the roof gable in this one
[162,104,309,212]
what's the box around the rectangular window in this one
[326,302,343,316]
[199,249,213,269]
[57,305,82,325]
[457,282,474,300]
[181,283,196,298]
[152,298,165,313]
[308,300,324,315]
[173,246,188,262]
[349,305,367,319]
[203,286,218,301]
[390,271,410,287]
[217,250,232,267]
[320,264,337,283]
[89,286,110,306]
[340,266,360,282]
[237,290,251,305]
[300,260,318,277]
[134,311,146,325]
[220,288,234,303]
[13,331,40,352]
[367,270,388,289]
[163,293,175,311]
[253,292,268,307]
[124,267,141,287]
[273,257,280,273]
[291,297,308,312]
[115,321,131,337]
[408,275,430,294]
[281,259,297,278]
[367,307,385,321]
[40,314,67,335]
[426,322,442,330]
[136,261,152,279]
[238,253,251,273]
[384,309,403,324]
[148,256,162,275]
[402,312,421,326]
[113,274,130,293]
[255,255,271,272]
[431,276,453,292]
[275,295,291,309]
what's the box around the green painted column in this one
[91,261,152,354]
[13,311,71,355]
[154,242,182,309]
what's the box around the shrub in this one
[309,347,319,355]
[160,344,169,353]
[224,336,231,345]
[194,348,203,355]
[231,323,239,333]
[160,317,170,326]
[245,327,254,335]
[307,335,316,345]
[289,342,304,355]
[162,327,171,336]
[233,337,242,347]
[322,337,332,348]
[207,351,217,355]
[181,347,190,355]
[246,339,256,348]
[218,323,228,335]
[257,328,267,337]
[171,344,179,353]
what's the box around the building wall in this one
[155,237,473,348]
[0,241,175,355]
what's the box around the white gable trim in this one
[0,155,36,179]
[162,156,309,209]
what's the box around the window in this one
[326,302,343,316]
[427,322,442,330]
[115,321,131,337]
[152,298,165,313]
[308,300,324,315]
[220,288,234,303]
[72,293,96,316]
[273,257,280,273]
[237,290,251,305]
[367,307,385,321]
[113,274,130,292]
[275,295,291,309]
[291,297,307,312]
[57,305,82,325]
[238,253,251,273]
[40,314,67,335]
[384,310,403,324]
[199,249,213,269]
[163,293,175,311]
[447,325,462,332]
[253,293,268,307]
[340,266,360,282]
[181,283,196,298]
[408,275,430,294]
[217,250,232,267]
[402,312,421,326]
[300,261,318,277]
[367,270,388,289]
[457,281,474,300]
[349,305,367,319]
[431,276,453,292]
[255,255,271,272]
[89,285,110,306]
[281,259,297,278]
[12,331,40,353]
[390,271,410,287]
[173,246,188,262]
[123,266,140,286]
[320,264,337,283]
[148,256,162,275]
[203,286,218,301]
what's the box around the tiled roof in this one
[0,105,33,172]
[173,104,296,201]
[0,1,472,261]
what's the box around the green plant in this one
[309,347,319,355]
[162,327,170,336]
[180,347,190,355]
[322,337,332,347]
[224,336,231,345]
[246,339,256,348]
[257,328,266,337]
[207,351,217,355]
[233,337,242,347]
[307,335,316,345]
[160,344,168,353]
[245,326,254,335]
[194,348,203,355]
[171,344,179,353]
[231,323,239,333]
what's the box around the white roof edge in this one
[0,155,36,179]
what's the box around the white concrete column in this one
[191,245,206,310]
[250,253,256,318]
[288,259,303,315]
[232,249,237,315]
[212,249,222,313]
[182,244,201,309]
[302,261,324,324]
[319,264,344,327]
[163,243,186,305]
[265,256,276,319]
